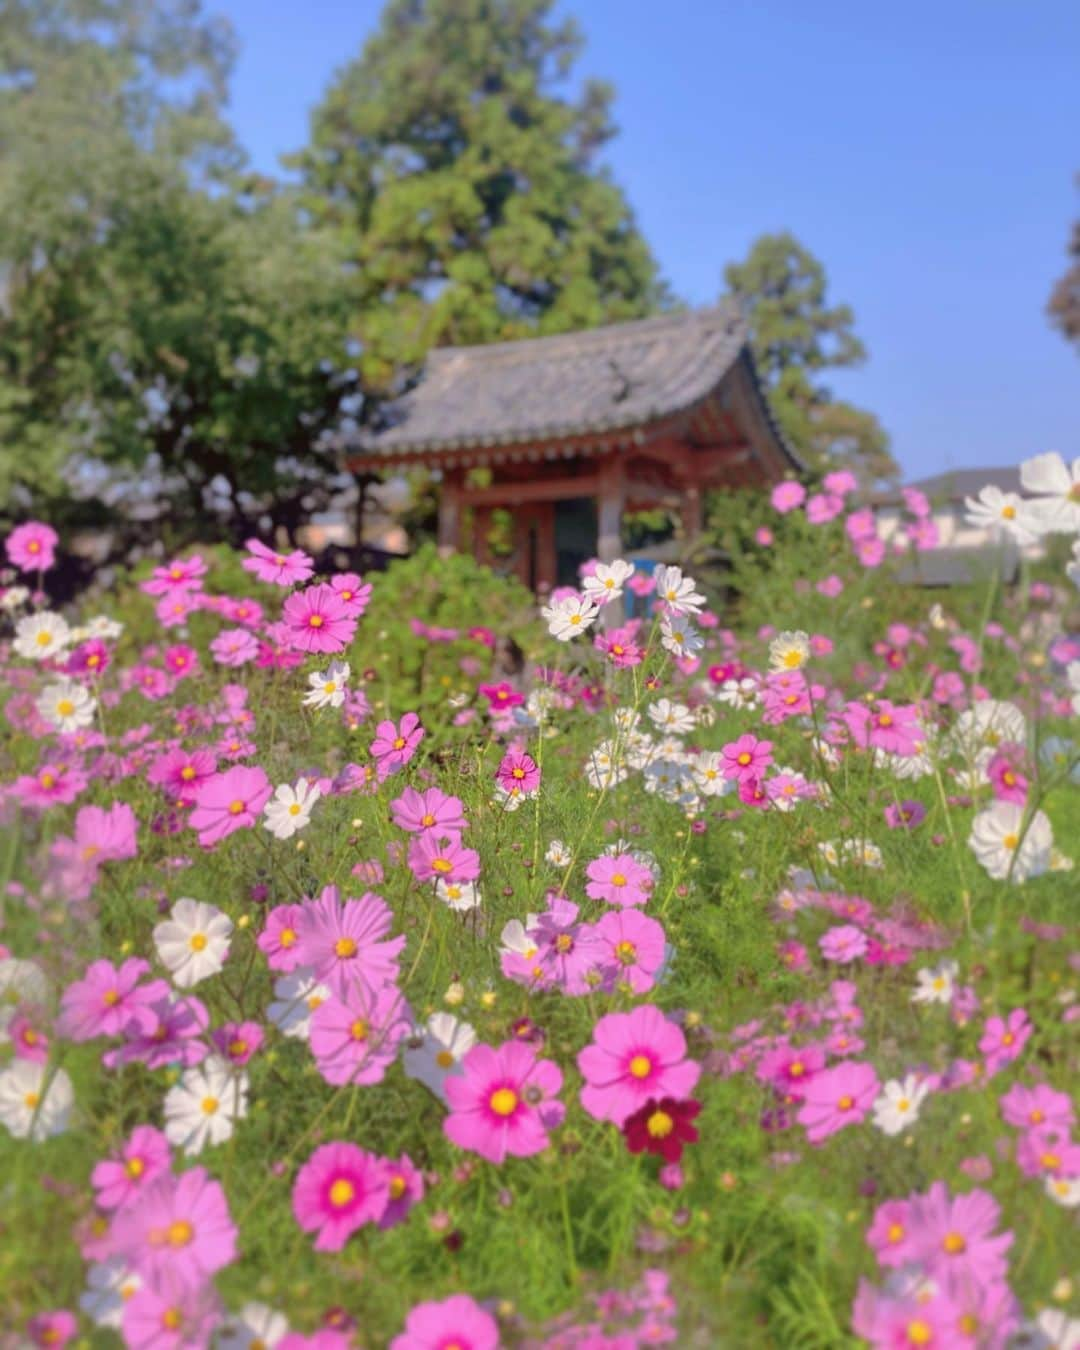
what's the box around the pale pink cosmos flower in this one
[115,1167,237,1291]
[211,1020,264,1067]
[295,885,405,1000]
[578,1005,700,1126]
[188,765,273,847]
[370,712,424,781]
[23,1310,78,1349]
[6,521,58,572]
[139,555,207,596]
[292,1141,389,1251]
[147,747,218,801]
[390,1294,499,1350]
[282,583,357,654]
[999,1082,1074,1132]
[595,909,667,994]
[123,1272,221,1349]
[209,628,259,667]
[242,538,314,586]
[57,958,164,1042]
[979,1008,1032,1075]
[329,571,373,616]
[390,786,468,835]
[407,831,481,885]
[376,1153,425,1230]
[905,1181,1014,1286]
[91,1124,171,1211]
[771,481,806,514]
[819,925,868,964]
[444,1039,564,1164]
[310,982,412,1086]
[104,992,209,1071]
[585,853,654,908]
[256,904,307,972]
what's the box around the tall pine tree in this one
[292,0,664,394]
[724,232,897,485]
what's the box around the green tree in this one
[724,232,897,485]
[1048,178,1080,347]
[0,1,356,549]
[292,0,664,393]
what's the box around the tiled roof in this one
[351,303,770,456]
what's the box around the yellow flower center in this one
[162,1309,183,1331]
[40,772,56,788]
[555,934,574,953]
[56,699,75,717]
[431,858,453,874]
[102,989,121,1006]
[436,1050,455,1069]
[789,1061,805,1078]
[942,1231,966,1254]
[393,736,406,750]
[737,752,752,766]
[329,1178,355,1207]
[228,1039,247,1057]
[35,631,52,647]
[201,1096,219,1115]
[1001,504,1016,519]
[615,940,637,964]
[288,802,302,815]
[180,765,196,780]
[512,766,526,779]
[167,1219,194,1247]
[323,681,337,693]
[490,1087,518,1116]
[906,1321,932,1346]
[334,937,357,958]
[279,927,296,947]
[24,1091,40,1108]
[308,615,324,628]
[350,1019,368,1041]
[1001,832,1019,850]
[782,650,802,669]
[610,872,627,887]
[389,1175,407,1200]
[647,1109,674,1138]
[228,799,245,815]
[421,813,435,826]
[837,1095,854,1111]
[887,1222,904,1243]
[189,933,208,952]
[629,1055,652,1079]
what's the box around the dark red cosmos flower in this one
[623,1096,701,1163]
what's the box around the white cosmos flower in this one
[1020,451,1080,534]
[79,1257,142,1329]
[267,968,330,1041]
[302,660,350,710]
[768,630,810,673]
[216,1302,290,1350]
[968,801,1053,882]
[402,1011,478,1103]
[13,611,71,661]
[541,593,599,641]
[1041,735,1080,782]
[0,585,29,612]
[653,564,706,617]
[36,678,96,732]
[545,839,572,866]
[435,878,481,912]
[660,614,704,658]
[951,699,1027,764]
[691,750,731,796]
[872,1075,930,1136]
[582,559,634,605]
[153,897,233,988]
[0,957,51,1041]
[647,698,695,734]
[962,485,1042,545]
[1033,1310,1080,1350]
[911,959,958,1005]
[263,777,321,839]
[1068,661,1080,716]
[0,1059,74,1140]
[643,757,694,802]
[1067,539,1080,591]
[163,1054,249,1155]
[1045,1175,1080,1209]
[715,677,759,710]
[584,740,628,790]
[85,615,123,640]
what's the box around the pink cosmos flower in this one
[819,925,868,964]
[140,556,208,596]
[884,800,926,830]
[16,760,89,809]
[1015,1125,1080,1180]
[6,521,58,572]
[105,992,209,1071]
[147,747,218,802]
[282,583,357,654]
[795,1060,879,1143]
[128,663,172,701]
[987,746,1029,805]
[852,1282,961,1350]
[856,537,886,568]
[756,1042,827,1101]
[495,748,540,795]
[370,712,424,781]
[806,492,844,524]
[73,801,139,866]
[999,1082,1075,1132]
[578,1005,700,1126]
[595,909,667,994]
[67,638,111,677]
[865,1197,917,1267]
[329,571,373,616]
[242,538,315,586]
[843,700,923,755]
[91,1124,172,1211]
[526,897,604,996]
[595,623,645,667]
[906,1181,1013,1286]
[58,958,163,1042]
[771,481,806,514]
[310,982,412,1086]
[444,1039,564,1163]
[376,1153,425,1230]
[9,1012,48,1062]
[116,1167,237,1291]
[478,681,524,710]
[292,1141,389,1251]
[390,1294,499,1350]
[979,1008,1032,1075]
[390,786,468,835]
[761,671,816,723]
[584,853,654,908]
[211,1020,265,1067]
[824,470,858,495]
[295,885,405,999]
[24,1311,77,1349]
[407,831,481,884]
[209,628,259,667]
[277,1335,350,1350]
[257,903,306,972]
[188,765,272,846]
[224,597,264,627]
[156,592,199,628]
[720,733,773,782]
[123,1272,221,1349]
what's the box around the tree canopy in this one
[1048,179,1080,348]
[724,232,897,485]
[291,0,665,393]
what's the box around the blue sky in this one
[214,0,1079,480]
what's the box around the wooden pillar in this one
[535,502,556,595]
[473,505,493,568]
[679,482,703,543]
[437,467,463,557]
[596,455,625,563]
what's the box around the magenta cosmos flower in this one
[188,765,272,847]
[242,538,314,586]
[6,521,58,572]
[283,583,357,654]
[594,909,667,994]
[578,1005,700,1126]
[584,853,654,908]
[370,712,425,781]
[390,1294,499,1350]
[116,1167,237,1291]
[407,831,481,885]
[444,1039,564,1164]
[795,1060,879,1143]
[292,1141,389,1251]
[57,957,163,1042]
[720,733,773,782]
[295,884,405,999]
[495,748,540,795]
[139,554,207,596]
[979,1008,1032,1075]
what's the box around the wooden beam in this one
[596,455,625,564]
[437,467,463,556]
[461,473,600,508]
